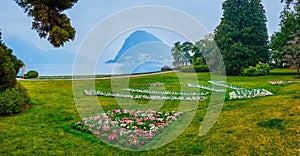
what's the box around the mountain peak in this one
[106,30,163,63]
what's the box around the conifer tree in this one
[14,0,78,47]
[214,0,269,75]
[0,31,23,91]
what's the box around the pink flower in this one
[90,124,96,127]
[135,129,145,133]
[114,109,121,113]
[110,121,118,126]
[93,116,100,120]
[112,129,119,133]
[132,139,138,145]
[102,114,110,119]
[104,120,109,124]
[137,122,144,125]
[157,123,164,127]
[102,125,110,131]
[149,132,155,139]
[149,117,155,121]
[94,130,101,135]
[126,120,133,124]
[136,118,142,122]
[108,134,118,140]
[143,133,149,138]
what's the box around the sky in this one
[0,0,285,75]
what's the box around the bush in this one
[161,66,172,71]
[194,64,209,72]
[25,70,39,79]
[242,62,270,76]
[0,83,31,115]
[180,65,195,72]
[180,64,209,73]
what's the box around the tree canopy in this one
[14,0,78,47]
[214,0,269,75]
[0,31,23,91]
[270,0,300,70]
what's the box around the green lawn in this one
[0,69,299,155]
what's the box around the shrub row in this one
[180,65,209,73]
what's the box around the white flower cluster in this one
[84,90,206,101]
[229,89,274,99]
[122,88,209,96]
[269,81,294,85]
[144,82,165,87]
[208,81,244,90]
[187,83,226,92]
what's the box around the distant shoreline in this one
[18,70,174,80]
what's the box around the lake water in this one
[19,63,166,76]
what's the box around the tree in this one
[214,0,269,75]
[171,41,191,67]
[171,42,183,67]
[0,31,24,91]
[14,0,78,47]
[283,30,300,76]
[181,41,193,65]
[194,37,223,72]
[270,0,300,69]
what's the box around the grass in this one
[0,69,299,155]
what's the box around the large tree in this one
[14,0,78,47]
[171,41,192,67]
[0,31,23,91]
[214,0,269,75]
[270,0,300,68]
[283,30,300,76]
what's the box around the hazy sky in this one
[0,0,284,73]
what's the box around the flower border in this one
[73,109,184,149]
[208,81,244,90]
[122,88,209,96]
[187,83,226,92]
[229,88,274,100]
[84,90,206,101]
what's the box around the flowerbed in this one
[71,109,184,149]
[144,82,164,87]
[187,83,226,92]
[208,81,244,90]
[229,89,274,100]
[122,88,209,96]
[269,81,294,85]
[84,90,206,101]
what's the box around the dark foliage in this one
[15,0,78,47]
[0,83,31,115]
[25,70,39,79]
[214,0,269,75]
[0,31,24,91]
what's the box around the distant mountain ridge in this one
[106,30,163,63]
